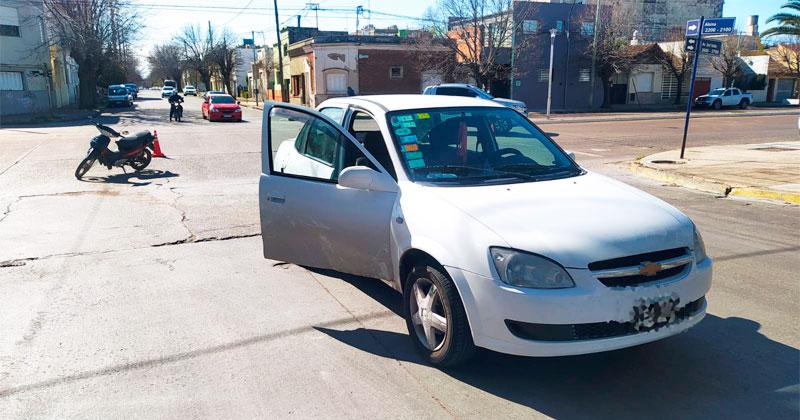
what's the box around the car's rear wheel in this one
[739,99,749,109]
[712,100,722,110]
[404,262,475,367]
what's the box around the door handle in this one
[267,195,285,204]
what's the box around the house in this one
[764,44,799,103]
[1,0,78,116]
[582,0,724,41]
[233,45,256,95]
[273,27,348,101]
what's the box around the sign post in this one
[679,16,734,159]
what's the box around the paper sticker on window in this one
[400,121,416,128]
[398,115,413,122]
[407,158,426,169]
[390,116,400,127]
[394,128,412,136]
[404,151,423,160]
[403,144,419,152]
[416,112,430,119]
[399,135,418,144]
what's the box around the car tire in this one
[739,99,749,109]
[404,262,475,367]
[712,100,722,110]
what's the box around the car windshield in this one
[386,107,581,185]
[709,89,725,96]
[109,87,127,95]
[210,96,235,104]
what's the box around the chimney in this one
[746,15,758,37]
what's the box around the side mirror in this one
[338,166,398,193]
[237,101,241,105]
[565,150,576,160]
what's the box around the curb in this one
[532,109,798,125]
[629,161,800,205]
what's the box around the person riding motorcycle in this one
[168,91,184,121]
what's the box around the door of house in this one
[692,78,711,99]
[610,83,627,104]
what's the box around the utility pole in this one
[547,28,557,118]
[588,0,600,109]
[252,30,259,106]
[273,0,287,102]
[356,5,364,35]
[307,3,319,28]
[510,20,517,99]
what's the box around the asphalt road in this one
[0,91,797,419]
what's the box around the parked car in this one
[259,95,712,367]
[201,94,242,121]
[161,86,175,98]
[107,85,133,107]
[694,87,753,110]
[183,85,197,96]
[423,83,527,114]
[123,83,138,99]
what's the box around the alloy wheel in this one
[409,277,449,351]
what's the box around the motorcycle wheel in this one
[130,148,152,172]
[75,157,95,180]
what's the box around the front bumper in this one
[445,257,712,357]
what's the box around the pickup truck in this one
[694,87,753,110]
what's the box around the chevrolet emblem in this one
[639,261,662,277]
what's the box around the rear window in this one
[109,87,127,95]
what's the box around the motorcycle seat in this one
[116,131,153,150]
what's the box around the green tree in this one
[762,1,800,38]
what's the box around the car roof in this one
[432,83,476,88]
[208,93,233,97]
[321,94,502,112]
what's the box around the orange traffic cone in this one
[151,130,167,158]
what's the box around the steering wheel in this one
[489,148,524,163]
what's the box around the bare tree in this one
[584,6,637,108]
[178,24,215,91]
[771,40,800,98]
[147,44,184,88]
[707,35,745,87]
[210,29,238,95]
[656,29,693,105]
[43,0,138,108]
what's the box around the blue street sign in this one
[702,17,736,35]
[686,19,700,36]
[700,38,722,55]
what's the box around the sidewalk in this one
[631,142,800,205]
[531,106,798,124]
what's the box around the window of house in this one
[523,20,539,34]
[578,68,591,82]
[0,71,23,90]
[581,22,594,36]
[555,20,564,32]
[389,65,403,79]
[325,72,347,94]
[0,6,20,37]
[539,69,550,82]
[290,75,303,96]
[632,72,654,92]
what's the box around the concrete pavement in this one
[0,91,798,419]
[632,142,800,205]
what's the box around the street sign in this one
[699,38,722,55]
[702,17,736,35]
[684,37,722,56]
[686,19,700,36]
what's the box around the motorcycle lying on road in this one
[74,121,156,180]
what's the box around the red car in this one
[202,94,243,122]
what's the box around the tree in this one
[43,0,138,108]
[178,24,215,91]
[771,40,800,98]
[708,35,744,87]
[657,29,693,105]
[762,1,800,38]
[210,29,238,95]
[585,7,637,108]
[147,44,185,88]
[423,0,526,91]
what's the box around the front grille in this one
[598,264,688,288]
[588,247,687,271]
[505,297,706,342]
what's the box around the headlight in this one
[693,227,707,263]
[490,247,575,289]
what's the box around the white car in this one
[183,85,197,96]
[260,95,712,366]
[161,86,175,98]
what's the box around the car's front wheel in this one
[712,100,722,110]
[404,262,475,367]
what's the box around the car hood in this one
[697,94,719,99]
[492,97,526,108]
[429,172,693,268]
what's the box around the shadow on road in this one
[80,169,179,186]
[312,271,799,419]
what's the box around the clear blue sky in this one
[135,0,786,75]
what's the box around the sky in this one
[133,0,786,76]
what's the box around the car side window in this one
[724,90,732,96]
[319,107,345,125]
[270,107,368,182]
[437,87,477,97]
[732,89,740,95]
[349,111,397,179]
